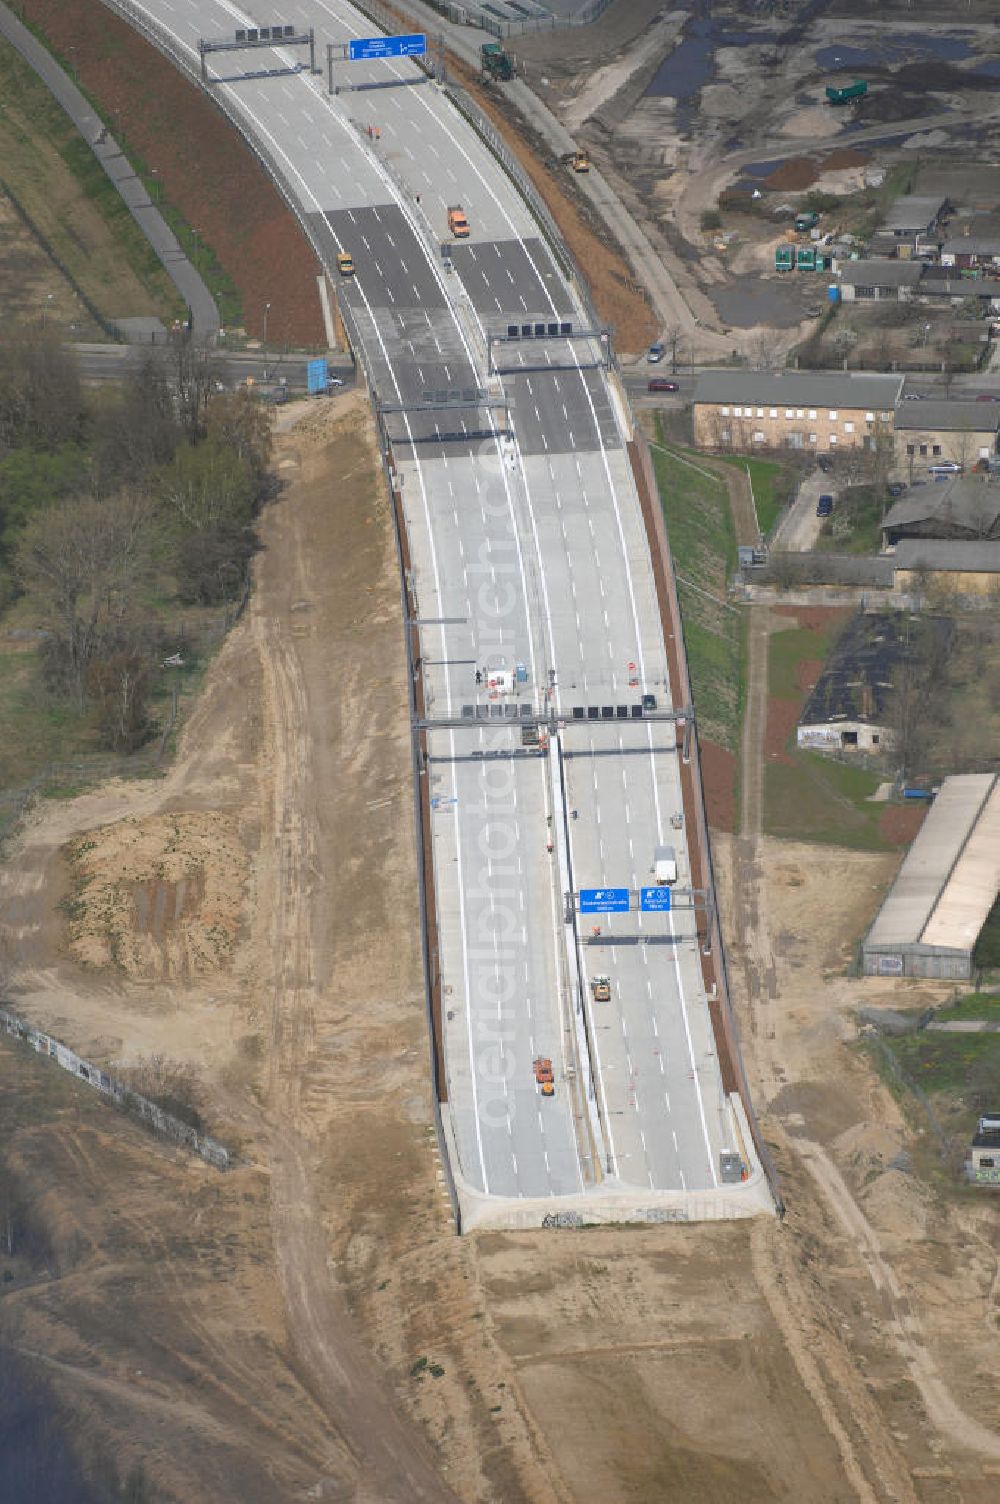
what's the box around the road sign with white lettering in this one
[349,33,427,61]
[579,888,630,914]
[640,886,672,912]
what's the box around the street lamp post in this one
[262,302,271,380]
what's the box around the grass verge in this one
[707,453,798,537]
[933,993,1000,1024]
[650,425,745,753]
[0,34,182,324]
[765,752,888,849]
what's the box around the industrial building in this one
[836,259,923,303]
[871,194,949,257]
[969,1115,1000,1186]
[691,371,901,453]
[882,476,1000,548]
[863,774,1000,980]
[894,401,1000,473]
[796,610,913,755]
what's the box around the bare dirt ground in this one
[719,601,1000,1504]
[1,398,999,1502]
[515,5,1000,358]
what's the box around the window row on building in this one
[721,406,891,423]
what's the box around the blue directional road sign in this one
[640,886,672,913]
[349,33,427,61]
[579,888,630,914]
[307,358,328,395]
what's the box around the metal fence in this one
[473,0,617,39]
[0,1006,231,1169]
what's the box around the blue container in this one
[827,283,841,303]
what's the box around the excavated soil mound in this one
[64,811,248,979]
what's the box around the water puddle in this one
[644,7,760,131]
[816,33,975,70]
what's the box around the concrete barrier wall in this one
[0,1006,230,1170]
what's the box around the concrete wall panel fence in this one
[0,1006,231,1170]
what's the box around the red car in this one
[648,378,679,393]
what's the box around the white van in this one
[654,844,677,885]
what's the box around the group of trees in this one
[0,333,273,751]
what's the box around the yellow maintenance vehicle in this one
[561,149,590,173]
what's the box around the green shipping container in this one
[825,79,868,104]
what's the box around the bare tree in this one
[15,490,154,705]
[0,332,85,452]
[887,653,928,778]
[662,326,684,375]
[90,355,182,490]
[87,646,152,751]
[168,336,223,442]
[863,415,896,496]
[205,389,272,478]
[157,440,255,533]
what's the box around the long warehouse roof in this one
[866,774,998,953]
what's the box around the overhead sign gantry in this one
[327,32,444,94]
[198,26,316,84]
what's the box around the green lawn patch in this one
[934,993,1000,1024]
[769,619,844,700]
[708,453,797,537]
[764,750,888,849]
[0,647,95,794]
[887,1032,998,1097]
[651,427,745,754]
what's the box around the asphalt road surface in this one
[125,0,734,1208]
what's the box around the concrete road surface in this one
[115,0,769,1223]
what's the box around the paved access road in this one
[119,0,738,1211]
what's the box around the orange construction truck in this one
[447,204,470,238]
[533,1057,555,1097]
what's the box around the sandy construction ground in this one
[1,404,998,1503]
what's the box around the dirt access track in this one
[0,393,998,1501]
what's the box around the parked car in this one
[928,461,962,474]
[976,393,1000,401]
[902,392,927,401]
[648,378,679,393]
[817,454,833,473]
[647,342,665,363]
[887,482,906,498]
[816,494,834,516]
[326,375,345,389]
